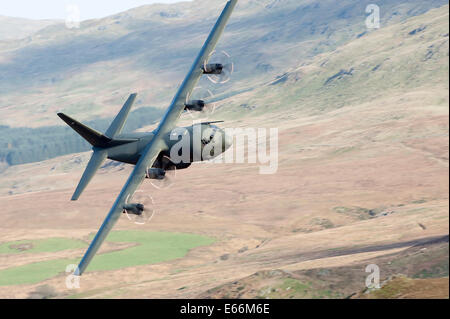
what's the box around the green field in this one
[0,238,87,255]
[0,231,214,286]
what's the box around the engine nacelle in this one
[185,100,205,112]
[202,63,223,75]
[146,168,166,180]
[123,203,144,216]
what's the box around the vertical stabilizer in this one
[105,93,137,138]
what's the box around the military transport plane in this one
[57,0,238,276]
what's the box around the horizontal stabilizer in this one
[72,149,108,201]
[198,121,224,125]
[57,113,111,148]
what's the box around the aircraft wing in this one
[155,0,238,137]
[75,141,162,275]
[75,0,238,276]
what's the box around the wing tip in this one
[127,93,138,100]
[74,267,82,276]
[71,192,80,201]
[129,93,138,101]
[57,113,73,125]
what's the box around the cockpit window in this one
[201,127,218,145]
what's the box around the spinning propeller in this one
[185,87,217,121]
[148,156,177,190]
[123,191,155,225]
[204,50,234,84]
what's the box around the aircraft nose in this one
[223,132,233,151]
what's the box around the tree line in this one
[0,107,163,166]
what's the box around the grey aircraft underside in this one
[57,0,239,276]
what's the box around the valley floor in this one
[1,92,448,298]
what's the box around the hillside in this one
[0,0,447,128]
[199,237,449,299]
[0,0,448,168]
[0,16,59,41]
[0,2,448,299]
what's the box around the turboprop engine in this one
[145,168,166,180]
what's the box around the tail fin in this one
[71,148,107,201]
[106,93,137,138]
[58,93,138,200]
[57,113,112,148]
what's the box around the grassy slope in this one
[199,240,449,299]
[0,238,86,254]
[218,3,449,121]
[0,0,447,127]
[0,231,214,286]
[195,6,449,299]
[360,276,449,299]
[0,16,59,41]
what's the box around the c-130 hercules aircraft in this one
[57,0,238,276]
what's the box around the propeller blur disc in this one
[124,191,155,225]
[185,87,217,121]
[204,50,234,84]
[150,156,177,190]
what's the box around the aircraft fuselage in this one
[106,123,232,167]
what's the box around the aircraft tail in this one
[57,113,112,148]
[105,93,137,138]
[58,93,138,200]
